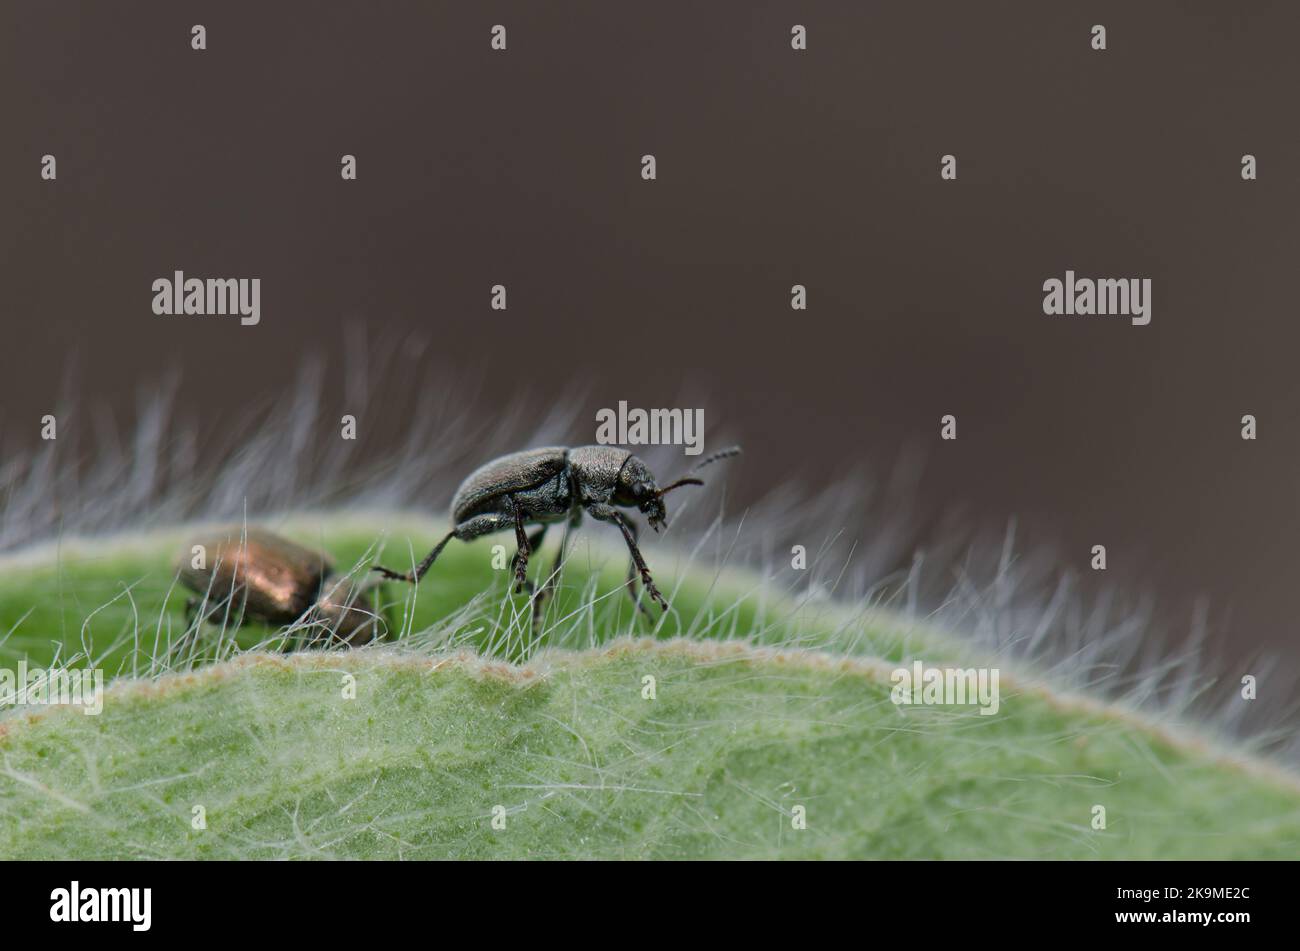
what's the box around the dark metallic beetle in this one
[372,445,741,615]
[177,528,386,647]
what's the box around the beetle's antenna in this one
[657,445,743,496]
[654,477,704,498]
[655,446,742,498]
[687,445,742,475]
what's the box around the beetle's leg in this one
[374,513,520,585]
[585,503,666,613]
[510,512,545,596]
[372,529,457,583]
[545,509,582,598]
[619,515,654,618]
[531,510,579,627]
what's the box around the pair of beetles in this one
[178,443,740,646]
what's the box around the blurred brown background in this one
[2,2,1298,664]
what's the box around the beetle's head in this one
[614,448,743,531]
[611,456,699,532]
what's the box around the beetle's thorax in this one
[567,445,632,503]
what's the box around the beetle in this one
[371,444,741,616]
[177,528,387,648]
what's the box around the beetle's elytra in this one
[372,444,741,618]
[177,528,386,648]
